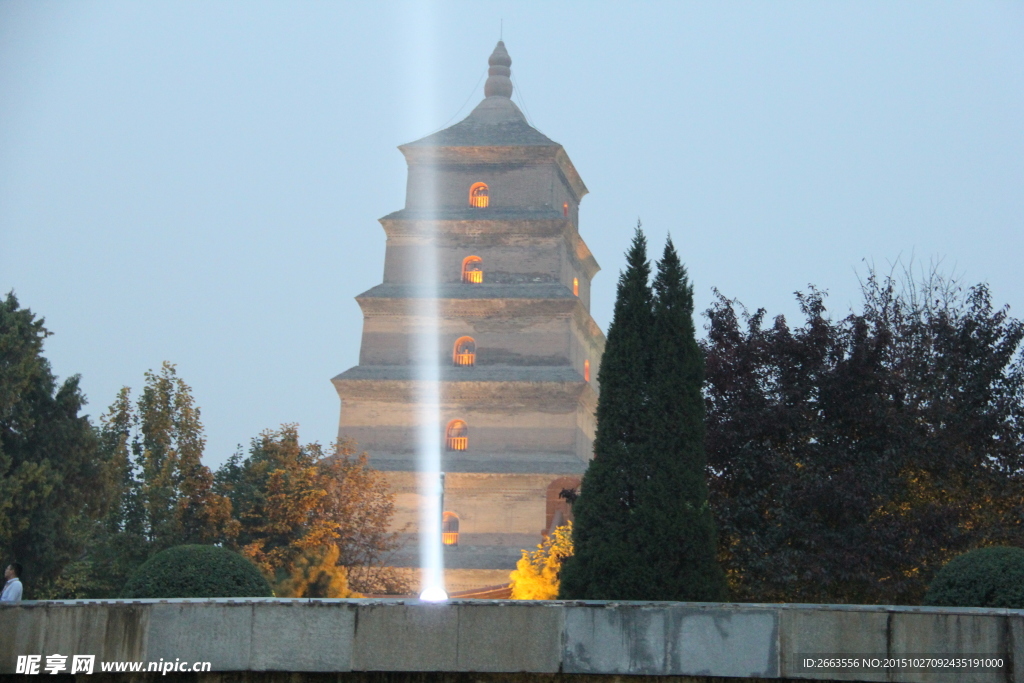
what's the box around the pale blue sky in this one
[2,2,1022,468]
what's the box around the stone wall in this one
[3,600,1023,682]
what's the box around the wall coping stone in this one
[2,600,1022,682]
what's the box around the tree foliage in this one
[704,267,1024,604]
[644,239,727,600]
[0,292,112,597]
[120,544,272,599]
[274,544,354,598]
[560,227,726,600]
[510,522,574,600]
[215,425,407,595]
[923,546,1024,609]
[87,363,237,595]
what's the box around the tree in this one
[562,226,725,599]
[215,425,406,595]
[133,363,234,548]
[275,545,355,598]
[320,441,408,594]
[703,267,1024,604]
[216,425,333,578]
[0,293,112,597]
[559,226,653,599]
[510,522,574,599]
[641,238,727,600]
[119,544,273,599]
[87,363,236,595]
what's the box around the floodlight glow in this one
[418,586,449,602]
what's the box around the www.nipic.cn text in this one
[16,655,212,675]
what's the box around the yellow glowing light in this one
[573,278,579,297]
[453,336,476,366]
[446,420,468,451]
[469,182,489,208]
[462,255,483,283]
[442,512,460,546]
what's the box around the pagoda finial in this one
[484,41,513,99]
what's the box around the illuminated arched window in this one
[442,512,460,546]
[563,202,569,217]
[453,336,476,366]
[573,278,579,297]
[462,256,483,284]
[469,182,489,208]
[446,420,468,451]
[584,359,590,382]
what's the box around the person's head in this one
[5,563,22,580]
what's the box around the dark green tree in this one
[640,238,727,600]
[559,225,656,599]
[561,230,727,600]
[120,545,272,599]
[0,292,113,597]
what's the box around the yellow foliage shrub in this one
[509,522,573,600]
[274,544,359,598]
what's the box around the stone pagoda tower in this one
[332,42,605,593]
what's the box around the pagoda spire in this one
[484,41,513,99]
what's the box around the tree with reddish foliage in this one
[703,268,1024,604]
[215,425,407,595]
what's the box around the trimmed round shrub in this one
[120,545,273,599]
[923,546,1024,609]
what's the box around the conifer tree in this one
[559,225,655,599]
[559,230,727,600]
[642,237,726,600]
[0,293,112,596]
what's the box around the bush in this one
[120,545,273,599]
[923,546,1024,609]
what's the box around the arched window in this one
[442,512,460,546]
[563,202,569,218]
[462,255,483,284]
[446,420,468,451]
[453,336,476,366]
[584,359,590,382]
[469,182,489,208]
[573,278,579,297]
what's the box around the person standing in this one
[1,563,23,602]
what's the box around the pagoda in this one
[332,42,605,592]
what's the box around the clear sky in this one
[2,2,1022,469]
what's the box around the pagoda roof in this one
[400,41,560,152]
[402,97,558,149]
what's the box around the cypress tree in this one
[559,231,727,600]
[559,225,655,599]
[641,237,726,600]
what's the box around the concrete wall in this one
[2,600,1022,682]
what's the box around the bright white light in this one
[406,0,447,605]
[418,586,449,602]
